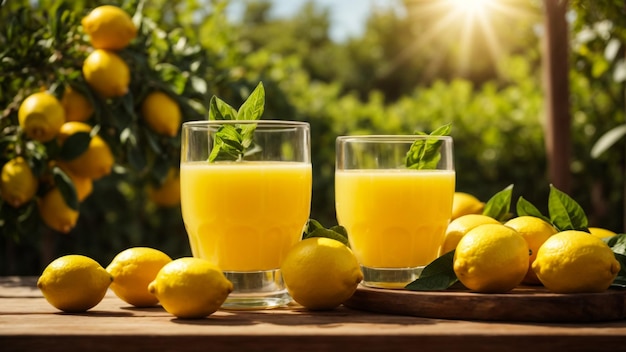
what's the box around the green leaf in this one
[482,184,513,222]
[302,219,350,247]
[610,252,626,288]
[405,251,458,291]
[404,123,451,170]
[548,184,588,231]
[238,82,265,120]
[516,196,551,223]
[591,124,626,158]
[58,132,91,161]
[52,167,78,211]
[209,96,238,121]
[604,234,626,256]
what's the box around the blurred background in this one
[1,0,625,275]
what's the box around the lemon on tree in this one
[57,121,114,180]
[18,91,65,142]
[451,192,484,220]
[82,49,130,98]
[141,91,182,137]
[440,214,500,255]
[453,223,529,293]
[0,157,38,208]
[106,247,172,307]
[148,257,233,319]
[38,186,79,233]
[504,216,558,285]
[37,254,112,312]
[81,5,137,50]
[281,237,363,310]
[532,230,620,293]
[148,168,181,207]
[61,86,94,122]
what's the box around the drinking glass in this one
[180,120,312,309]
[335,135,455,289]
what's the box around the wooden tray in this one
[343,285,626,322]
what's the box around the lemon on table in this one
[18,91,65,142]
[532,230,620,293]
[81,5,137,50]
[106,247,172,307]
[440,214,500,255]
[37,254,112,312]
[0,156,38,208]
[451,192,484,220]
[148,257,233,319]
[588,227,617,239]
[453,223,529,293]
[281,237,363,310]
[504,216,558,285]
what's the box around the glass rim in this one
[336,135,453,142]
[182,120,310,127]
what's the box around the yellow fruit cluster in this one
[441,211,620,294]
[38,247,232,319]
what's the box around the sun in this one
[447,0,496,17]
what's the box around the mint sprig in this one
[208,82,265,162]
[405,123,451,169]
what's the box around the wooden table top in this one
[1,276,626,352]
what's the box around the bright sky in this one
[228,0,405,42]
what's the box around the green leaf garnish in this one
[405,123,451,169]
[547,184,588,231]
[482,184,513,222]
[516,196,551,223]
[208,82,265,162]
[302,218,350,247]
[404,251,457,291]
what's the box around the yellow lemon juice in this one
[335,169,455,269]
[180,161,312,271]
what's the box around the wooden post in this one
[542,0,571,194]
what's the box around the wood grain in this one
[344,285,626,322]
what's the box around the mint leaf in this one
[302,219,350,247]
[238,82,265,120]
[405,123,451,169]
[516,196,551,223]
[208,125,244,162]
[404,251,458,291]
[209,96,237,120]
[482,184,513,222]
[547,184,588,231]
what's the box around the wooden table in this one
[2,276,625,351]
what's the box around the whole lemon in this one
[453,223,529,293]
[18,91,65,142]
[37,254,112,312]
[81,5,137,50]
[57,122,114,180]
[147,168,181,207]
[57,163,93,202]
[106,247,172,307]
[281,237,363,310]
[504,216,558,285]
[440,214,500,255]
[83,49,130,98]
[141,91,182,137]
[0,157,38,208]
[588,227,617,239]
[148,257,233,319]
[532,230,620,293]
[451,192,484,220]
[38,187,79,233]
[61,86,94,122]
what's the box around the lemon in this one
[147,168,181,207]
[451,192,484,220]
[106,247,172,307]
[37,254,112,312]
[453,223,529,293]
[1,157,38,208]
[504,216,558,285]
[83,49,130,98]
[57,121,114,180]
[148,257,233,319]
[532,230,620,293]
[440,214,500,255]
[81,5,137,50]
[281,237,363,310]
[61,86,94,122]
[589,227,617,239]
[141,91,182,137]
[38,187,79,234]
[18,91,65,142]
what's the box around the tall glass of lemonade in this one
[335,135,455,289]
[181,120,312,309]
